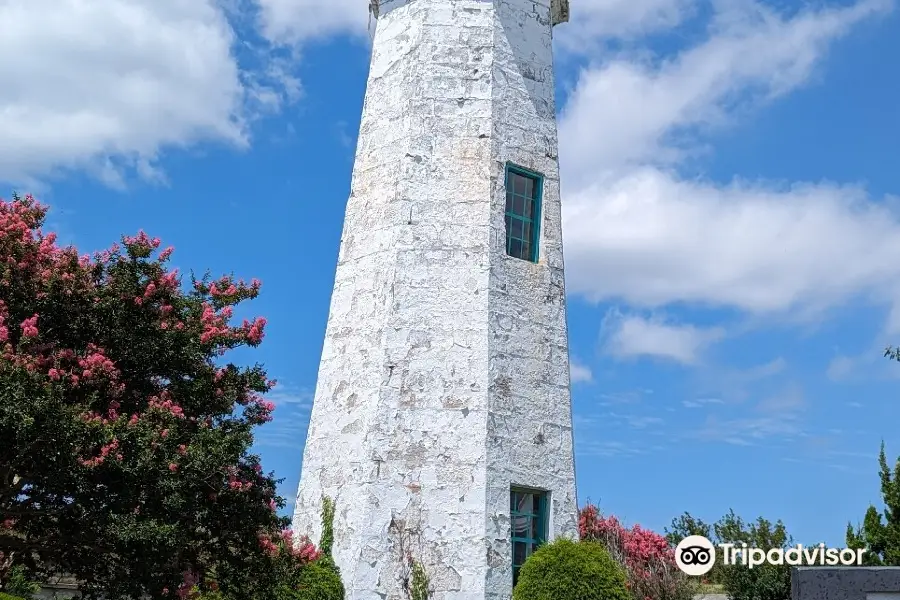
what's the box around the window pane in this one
[512,514,529,537]
[513,566,520,587]
[506,191,514,212]
[523,198,534,219]
[510,218,523,240]
[512,194,524,216]
[523,222,532,244]
[508,239,523,259]
[532,515,542,539]
[524,177,534,198]
[513,174,526,195]
[513,541,528,567]
[505,215,512,233]
[521,242,531,261]
[516,493,533,513]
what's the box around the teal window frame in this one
[510,487,548,588]
[504,164,543,263]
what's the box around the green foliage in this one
[320,497,335,557]
[718,558,791,600]
[0,193,288,599]
[409,559,429,600]
[1,566,38,599]
[0,593,26,600]
[294,496,346,600]
[666,512,713,545]
[669,510,793,600]
[513,539,629,600]
[715,511,791,600]
[846,440,900,565]
[282,558,344,600]
[666,512,721,584]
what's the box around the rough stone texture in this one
[792,567,900,599]
[292,2,577,599]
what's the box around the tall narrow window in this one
[504,165,542,262]
[510,488,548,588]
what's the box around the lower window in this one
[511,487,548,587]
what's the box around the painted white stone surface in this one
[293,1,577,599]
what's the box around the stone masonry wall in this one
[293,2,576,599]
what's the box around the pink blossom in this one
[20,314,39,338]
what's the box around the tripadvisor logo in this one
[674,535,867,576]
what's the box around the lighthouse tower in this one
[292,1,577,599]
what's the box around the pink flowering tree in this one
[579,504,698,600]
[0,193,319,599]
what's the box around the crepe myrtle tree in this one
[0,193,319,599]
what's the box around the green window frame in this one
[504,164,543,262]
[511,488,548,588]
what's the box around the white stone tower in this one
[292,1,576,599]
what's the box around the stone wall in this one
[792,567,900,599]
[291,1,578,599]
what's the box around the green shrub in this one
[513,538,630,600]
[285,557,344,600]
[1,566,39,599]
[0,593,27,600]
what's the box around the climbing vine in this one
[408,558,430,600]
[320,496,336,556]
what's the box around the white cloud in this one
[602,311,725,364]
[253,0,370,44]
[559,0,891,177]
[253,0,696,46]
[565,171,900,316]
[559,0,898,325]
[682,397,724,408]
[570,359,594,383]
[0,0,296,186]
[557,0,696,48]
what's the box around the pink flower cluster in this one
[579,504,691,600]
[123,230,161,251]
[257,530,322,563]
[148,390,185,419]
[20,314,38,338]
[228,471,254,491]
[78,438,121,468]
[242,317,267,345]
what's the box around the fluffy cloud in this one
[559,0,891,175]
[0,0,295,186]
[253,0,370,44]
[252,0,696,46]
[564,171,900,316]
[602,312,725,364]
[557,0,695,47]
[570,359,594,383]
[559,0,898,325]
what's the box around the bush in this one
[0,594,26,600]
[1,566,39,599]
[284,557,344,600]
[580,505,698,600]
[513,538,629,600]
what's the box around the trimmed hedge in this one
[513,538,630,600]
[285,556,344,600]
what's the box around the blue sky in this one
[3,0,899,548]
